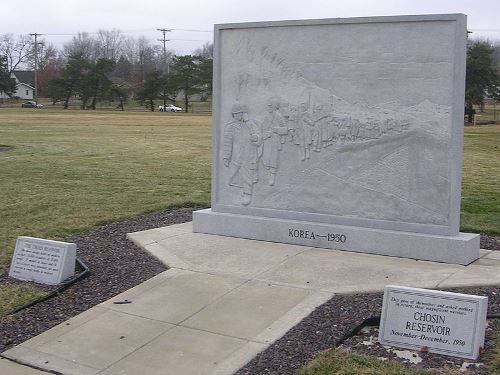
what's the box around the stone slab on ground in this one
[379,286,488,360]
[9,236,76,285]
[4,222,500,375]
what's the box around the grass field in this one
[461,124,500,234]
[0,110,498,315]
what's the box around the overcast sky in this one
[1,0,499,55]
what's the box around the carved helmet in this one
[231,102,248,114]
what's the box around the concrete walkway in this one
[3,222,500,375]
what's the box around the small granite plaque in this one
[379,285,488,359]
[9,236,76,285]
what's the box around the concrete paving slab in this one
[20,307,108,350]
[127,225,191,247]
[96,269,182,304]
[252,290,334,344]
[211,341,268,375]
[157,221,193,233]
[101,269,245,324]
[0,357,51,375]
[483,250,500,261]
[438,264,500,288]
[9,310,174,371]
[257,248,463,292]
[3,346,99,375]
[151,232,306,278]
[99,326,247,375]
[470,257,500,267]
[182,280,309,341]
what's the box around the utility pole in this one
[29,33,43,106]
[157,28,171,110]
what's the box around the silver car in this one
[159,104,183,112]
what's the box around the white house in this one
[0,71,35,100]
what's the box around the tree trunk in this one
[466,101,474,123]
[64,94,71,109]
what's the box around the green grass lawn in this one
[461,124,500,234]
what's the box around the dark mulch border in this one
[1,209,499,374]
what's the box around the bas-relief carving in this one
[222,102,262,206]
[219,29,453,225]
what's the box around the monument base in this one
[193,209,480,265]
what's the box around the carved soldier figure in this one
[312,104,330,150]
[350,118,361,141]
[261,97,287,186]
[296,103,315,161]
[223,102,262,205]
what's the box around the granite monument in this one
[193,14,479,264]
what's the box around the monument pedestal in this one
[193,209,479,265]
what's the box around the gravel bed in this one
[481,234,500,251]
[1,211,499,374]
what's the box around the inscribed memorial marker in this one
[9,236,76,285]
[379,285,488,360]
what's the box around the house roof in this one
[17,82,35,90]
[12,70,35,86]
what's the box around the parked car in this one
[159,104,183,112]
[21,101,43,108]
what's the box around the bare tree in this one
[193,42,213,58]
[63,32,97,61]
[122,36,140,64]
[26,39,60,70]
[0,33,32,71]
[95,29,125,61]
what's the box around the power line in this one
[172,28,211,33]
[169,38,210,42]
[38,28,212,36]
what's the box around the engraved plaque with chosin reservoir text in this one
[379,285,488,360]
